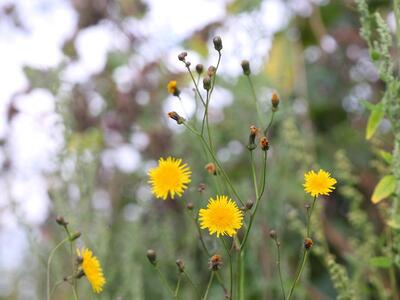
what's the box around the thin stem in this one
[246,76,264,127]
[50,280,65,297]
[71,286,79,300]
[264,111,276,136]
[155,265,175,297]
[174,273,182,298]
[274,240,286,300]
[186,66,206,106]
[241,151,268,249]
[250,151,259,198]
[201,90,210,136]
[215,271,228,297]
[202,271,215,300]
[222,238,233,300]
[183,271,201,297]
[46,237,69,300]
[286,196,317,300]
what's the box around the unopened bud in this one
[241,60,251,76]
[178,52,187,61]
[269,230,277,240]
[205,162,217,175]
[196,64,204,74]
[245,200,254,210]
[247,125,258,151]
[187,202,194,210]
[168,111,185,124]
[207,66,216,77]
[271,92,279,110]
[146,249,157,265]
[203,76,211,91]
[70,232,81,241]
[185,61,191,67]
[213,36,223,51]
[56,216,68,227]
[304,238,313,250]
[176,259,185,272]
[209,254,223,270]
[260,137,269,151]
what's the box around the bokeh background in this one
[0,0,397,299]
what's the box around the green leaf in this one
[366,106,384,140]
[370,256,392,268]
[371,175,396,204]
[360,100,377,111]
[387,216,400,229]
[378,150,393,164]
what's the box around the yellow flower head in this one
[148,157,191,200]
[167,80,178,94]
[77,248,106,293]
[199,195,243,237]
[303,169,337,197]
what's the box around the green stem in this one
[286,250,308,300]
[215,271,229,297]
[241,151,268,249]
[155,265,175,297]
[186,66,206,106]
[72,286,79,300]
[174,273,182,298]
[275,240,286,300]
[183,271,201,297]
[222,238,233,300]
[46,237,69,300]
[307,197,317,237]
[246,76,264,127]
[202,272,215,300]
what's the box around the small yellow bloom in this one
[199,195,243,237]
[303,169,337,197]
[77,248,106,293]
[148,157,191,200]
[167,80,178,94]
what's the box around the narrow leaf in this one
[366,108,384,140]
[378,150,393,164]
[371,175,396,204]
[369,256,392,268]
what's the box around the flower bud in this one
[168,111,185,125]
[269,229,277,240]
[271,92,279,110]
[167,80,180,97]
[70,232,81,241]
[196,64,204,74]
[176,259,185,273]
[304,238,313,250]
[241,60,251,76]
[209,254,223,270]
[178,51,187,61]
[186,202,194,210]
[213,36,223,51]
[260,137,269,151]
[245,200,254,210]
[207,66,216,77]
[56,216,69,227]
[205,162,217,175]
[203,76,211,91]
[247,125,258,151]
[146,249,157,265]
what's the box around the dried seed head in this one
[198,183,206,192]
[196,64,204,74]
[178,51,187,61]
[203,76,212,91]
[304,238,313,250]
[260,137,269,151]
[213,36,223,51]
[205,162,217,175]
[241,60,251,76]
[209,254,223,270]
[146,249,157,265]
[271,92,279,110]
[176,259,185,273]
[168,111,185,124]
[207,66,216,77]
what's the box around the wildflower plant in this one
[145,36,338,299]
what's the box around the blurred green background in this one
[0,0,398,299]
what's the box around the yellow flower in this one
[199,195,243,237]
[148,157,191,200]
[167,80,178,94]
[303,169,337,197]
[77,248,106,293]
